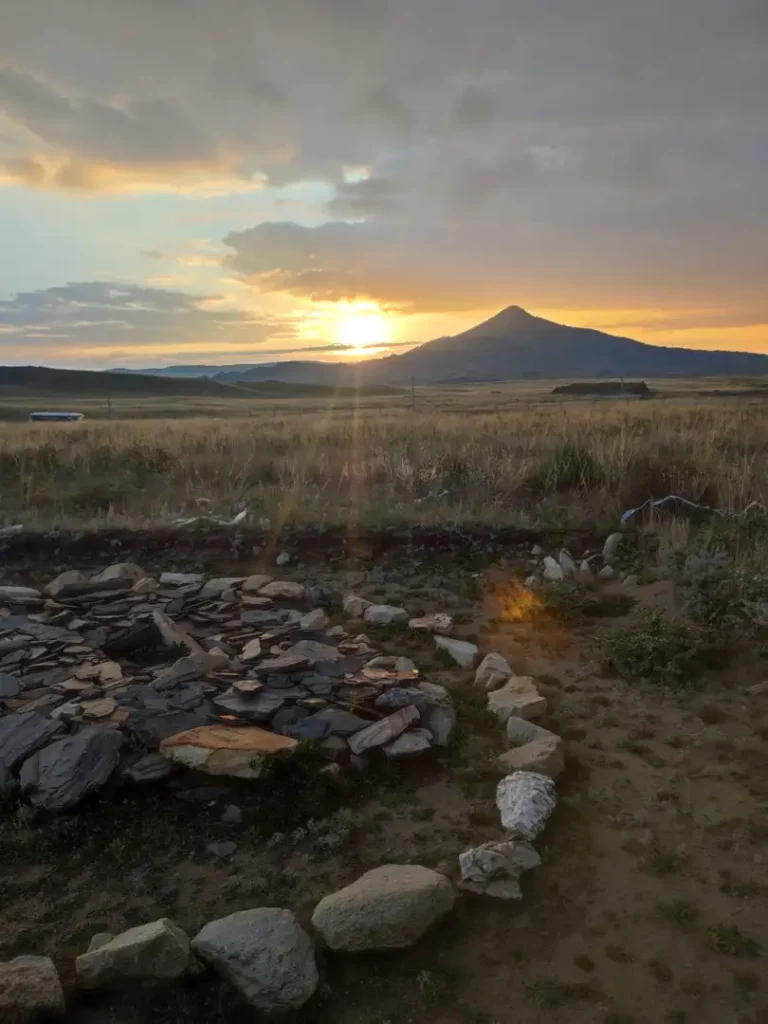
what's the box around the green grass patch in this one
[600,609,727,687]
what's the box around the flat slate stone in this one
[284,718,330,741]
[167,682,206,711]
[284,640,342,664]
[20,726,123,811]
[0,712,65,787]
[0,673,20,699]
[272,706,310,735]
[124,710,210,747]
[125,753,175,783]
[213,691,285,720]
[308,708,370,736]
[348,706,420,756]
[252,655,309,676]
[0,586,43,605]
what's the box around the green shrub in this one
[600,610,725,687]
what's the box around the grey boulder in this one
[459,839,541,900]
[382,729,433,759]
[312,864,455,951]
[363,604,408,626]
[0,712,64,788]
[76,918,191,989]
[19,727,123,811]
[0,955,65,1021]
[192,908,318,1012]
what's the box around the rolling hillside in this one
[0,365,400,401]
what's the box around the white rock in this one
[299,608,330,630]
[496,771,557,840]
[192,909,317,1012]
[602,532,623,562]
[579,560,593,576]
[498,736,564,778]
[558,549,575,576]
[542,557,564,582]
[363,604,409,626]
[505,716,552,746]
[459,839,541,900]
[408,613,453,635]
[200,577,246,598]
[524,575,539,589]
[475,652,512,690]
[92,563,146,583]
[531,544,543,556]
[159,573,204,587]
[152,610,204,654]
[382,729,433,759]
[132,577,159,594]
[435,635,479,669]
[242,574,273,593]
[597,565,615,580]
[312,865,455,951]
[0,956,65,1020]
[45,570,89,598]
[487,678,547,722]
[259,580,305,601]
[276,551,291,566]
[343,594,372,617]
[622,574,639,588]
[76,919,191,989]
[240,638,262,662]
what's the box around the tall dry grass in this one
[0,399,766,532]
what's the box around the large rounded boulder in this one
[312,864,455,952]
[192,908,318,1012]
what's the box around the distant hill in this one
[0,365,249,398]
[113,363,264,379]
[0,365,402,401]
[120,306,768,385]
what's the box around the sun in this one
[335,305,390,351]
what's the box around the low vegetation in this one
[2,392,768,537]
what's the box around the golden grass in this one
[1,395,767,532]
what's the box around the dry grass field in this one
[1,385,768,544]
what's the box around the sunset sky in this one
[0,0,766,369]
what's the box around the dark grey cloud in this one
[0,281,272,362]
[327,177,398,218]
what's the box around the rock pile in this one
[0,567,456,810]
[1,863,458,1017]
[525,533,632,585]
[456,647,563,901]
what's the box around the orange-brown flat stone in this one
[160,725,297,779]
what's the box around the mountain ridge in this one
[100,305,768,383]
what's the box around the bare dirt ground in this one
[1,546,766,1024]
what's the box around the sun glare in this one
[335,305,390,351]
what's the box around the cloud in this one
[327,177,398,218]
[0,281,275,364]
